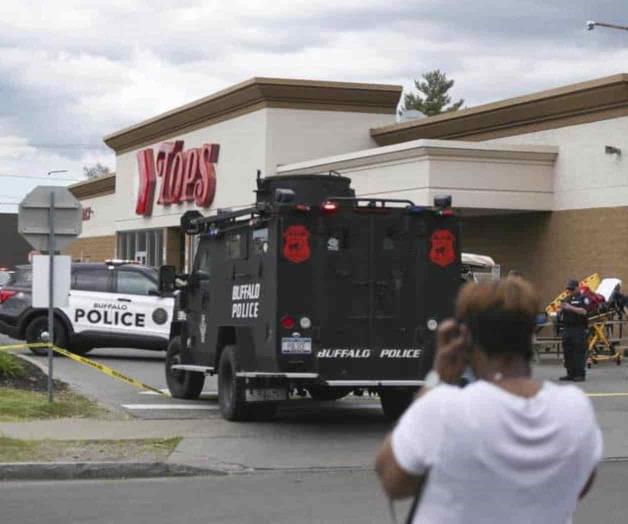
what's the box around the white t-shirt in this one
[392,381,603,524]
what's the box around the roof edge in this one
[371,73,628,144]
[68,174,116,199]
[104,77,402,153]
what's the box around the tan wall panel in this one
[66,235,116,262]
[165,227,184,271]
[462,207,628,305]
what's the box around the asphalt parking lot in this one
[3,334,628,521]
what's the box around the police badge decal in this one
[283,225,311,263]
[429,229,456,267]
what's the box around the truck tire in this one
[217,345,277,421]
[25,316,68,357]
[379,389,416,420]
[218,345,251,421]
[165,336,204,399]
[308,386,350,401]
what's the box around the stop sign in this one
[18,186,82,253]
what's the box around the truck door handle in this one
[118,298,132,303]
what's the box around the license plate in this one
[245,388,288,402]
[281,337,312,354]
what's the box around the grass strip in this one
[0,437,182,463]
[0,388,108,422]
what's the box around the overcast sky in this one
[0,0,626,211]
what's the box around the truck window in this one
[196,244,213,277]
[116,269,157,296]
[226,233,247,260]
[252,228,268,255]
[73,268,111,292]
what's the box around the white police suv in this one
[0,261,174,355]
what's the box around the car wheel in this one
[379,388,416,420]
[69,343,93,356]
[165,336,204,399]
[24,316,68,356]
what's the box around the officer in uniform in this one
[559,279,590,382]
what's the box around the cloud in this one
[0,0,625,206]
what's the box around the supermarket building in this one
[67,74,628,302]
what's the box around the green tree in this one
[401,70,464,117]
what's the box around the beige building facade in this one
[68,74,628,303]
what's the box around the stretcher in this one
[586,312,626,367]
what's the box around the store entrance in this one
[117,229,163,268]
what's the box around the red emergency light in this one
[0,290,16,304]
[321,201,338,213]
[280,315,296,330]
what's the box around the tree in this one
[401,70,464,117]
[83,162,112,179]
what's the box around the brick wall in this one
[462,207,628,305]
[462,207,628,303]
[66,235,116,262]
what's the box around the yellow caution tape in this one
[0,342,166,396]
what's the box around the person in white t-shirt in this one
[376,277,602,524]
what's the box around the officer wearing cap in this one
[559,279,590,382]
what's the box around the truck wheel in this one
[165,336,204,399]
[218,345,251,421]
[308,386,350,401]
[379,389,416,420]
[25,316,68,356]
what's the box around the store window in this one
[117,230,163,268]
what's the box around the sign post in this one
[18,186,82,403]
[46,192,56,403]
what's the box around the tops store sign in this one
[135,140,220,217]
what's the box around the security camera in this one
[586,20,596,30]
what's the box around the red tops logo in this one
[283,225,311,263]
[429,229,456,267]
[135,140,220,216]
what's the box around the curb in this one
[0,461,226,481]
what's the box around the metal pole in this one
[47,191,55,403]
[595,22,628,31]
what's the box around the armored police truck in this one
[160,174,461,421]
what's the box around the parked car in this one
[0,261,174,355]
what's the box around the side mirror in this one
[188,270,211,287]
[159,265,177,294]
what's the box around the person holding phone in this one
[376,278,602,524]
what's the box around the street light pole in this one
[48,170,69,177]
[587,20,628,32]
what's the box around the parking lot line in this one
[121,404,220,410]
[587,392,628,398]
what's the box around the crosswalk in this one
[121,388,383,418]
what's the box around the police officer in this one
[559,279,590,382]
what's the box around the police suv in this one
[0,261,174,355]
[160,173,461,421]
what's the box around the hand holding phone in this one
[434,319,470,385]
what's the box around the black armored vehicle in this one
[161,174,461,420]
